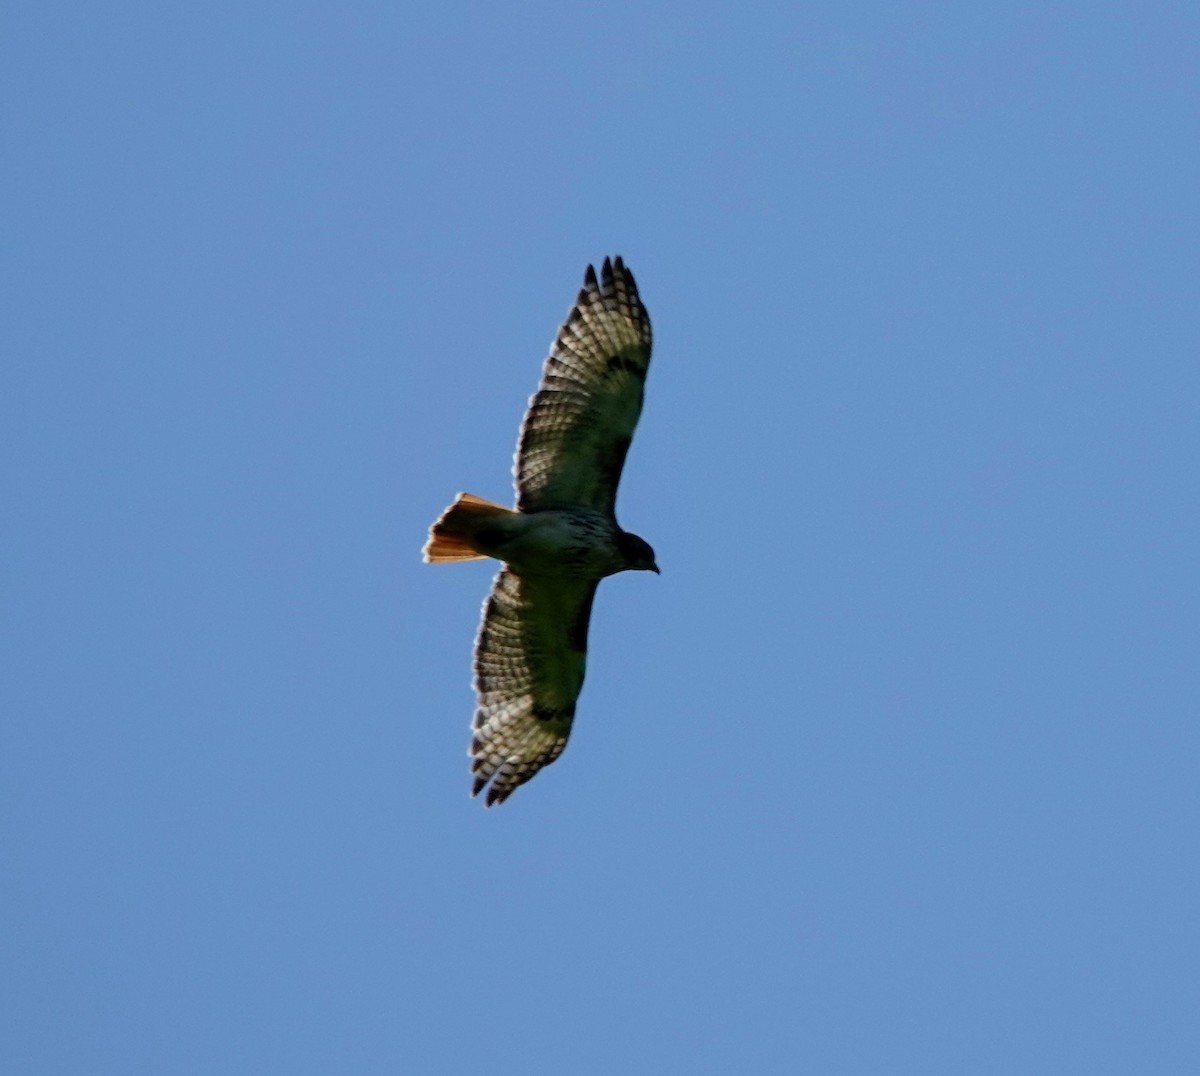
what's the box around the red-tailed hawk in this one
[423,257,657,806]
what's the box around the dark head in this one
[616,531,660,574]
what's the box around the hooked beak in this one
[649,563,661,575]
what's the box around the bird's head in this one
[617,531,660,574]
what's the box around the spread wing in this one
[470,569,598,806]
[514,256,653,513]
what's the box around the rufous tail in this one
[423,493,515,563]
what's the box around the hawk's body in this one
[423,257,657,805]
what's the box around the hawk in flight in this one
[423,257,658,806]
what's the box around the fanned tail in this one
[422,492,515,563]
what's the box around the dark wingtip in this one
[471,776,486,798]
[601,256,614,285]
[584,264,598,288]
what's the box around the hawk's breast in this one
[491,508,621,578]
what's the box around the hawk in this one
[423,256,658,806]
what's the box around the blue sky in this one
[3,3,1198,1072]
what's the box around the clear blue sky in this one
[4,3,1197,1073]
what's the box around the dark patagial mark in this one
[605,353,646,380]
[599,434,633,493]
[569,583,599,652]
[533,703,576,725]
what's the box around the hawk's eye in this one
[618,532,654,563]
